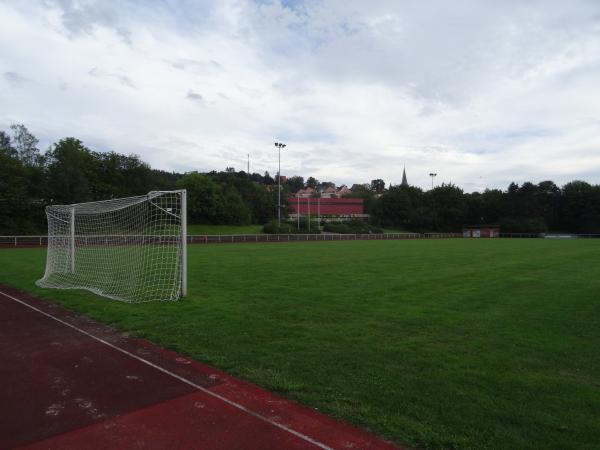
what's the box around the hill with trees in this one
[373,182,600,233]
[1,123,599,234]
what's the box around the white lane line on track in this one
[0,289,332,450]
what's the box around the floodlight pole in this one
[317,197,320,230]
[429,173,437,190]
[274,142,286,227]
[308,198,311,232]
[297,195,300,230]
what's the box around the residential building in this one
[288,197,365,217]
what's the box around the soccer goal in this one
[36,190,187,303]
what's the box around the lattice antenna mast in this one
[37,190,187,303]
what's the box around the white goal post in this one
[36,190,187,303]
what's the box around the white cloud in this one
[0,0,599,191]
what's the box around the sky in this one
[1,0,599,192]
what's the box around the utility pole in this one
[247,154,250,177]
[274,142,286,227]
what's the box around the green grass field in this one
[1,239,599,449]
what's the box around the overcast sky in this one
[1,0,599,191]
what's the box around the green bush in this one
[263,220,290,234]
[323,220,382,234]
[263,219,321,234]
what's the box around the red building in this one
[463,225,500,238]
[289,197,364,216]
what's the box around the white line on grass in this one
[0,289,332,450]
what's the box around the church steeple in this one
[401,166,408,187]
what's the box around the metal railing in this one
[5,232,600,247]
[0,236,48,246]
[187,232,439,244]
[1,232,463,247]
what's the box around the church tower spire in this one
[401,166,408,187]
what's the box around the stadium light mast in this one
[274,142,286,227]
[429,173,437,190]
[297,195,300,231]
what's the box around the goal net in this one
[36,190,187,303]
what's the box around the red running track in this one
[0,284,401,450]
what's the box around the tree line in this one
[1,124,599,234]
[0,125,289,233]
[371,180,600,233]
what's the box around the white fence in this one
[5,232,600,247]
[0,232,462,247]
[1,236,48,246]
[187,233,458,243]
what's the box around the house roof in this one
[295,187,316,196]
